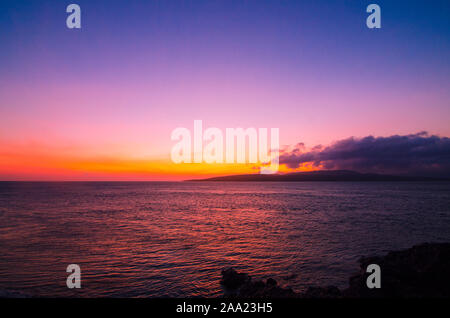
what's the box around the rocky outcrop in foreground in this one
[220,243,450,298]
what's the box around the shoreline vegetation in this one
[187,170,450,182]
[220,243,450,298]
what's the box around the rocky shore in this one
[220,243,450,298]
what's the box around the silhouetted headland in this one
[187,170,449,182]
[220,243,450,298]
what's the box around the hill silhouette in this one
[187,170,449,182]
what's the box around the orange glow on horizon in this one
[0,149,317,181]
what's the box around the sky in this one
[0,0,449,180]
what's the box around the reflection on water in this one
[0,181,450,297]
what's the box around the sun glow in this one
[0,146,315,181]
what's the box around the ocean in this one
[0,181,450,297]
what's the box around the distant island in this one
[186,170,450,182]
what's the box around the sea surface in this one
[0,181,450,297]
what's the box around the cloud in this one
[279,132,450,177]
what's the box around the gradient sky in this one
[0,0,449,180]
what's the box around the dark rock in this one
[220,243,450,298]
[343,242,450,298]
[220,268,251,290]
[220,268,298,298]
[303,286,341,298]
[239,280,298,298]
[266,278,277,287]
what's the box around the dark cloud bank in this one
[280,132,450,178]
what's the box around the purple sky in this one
[0,0,449,179]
